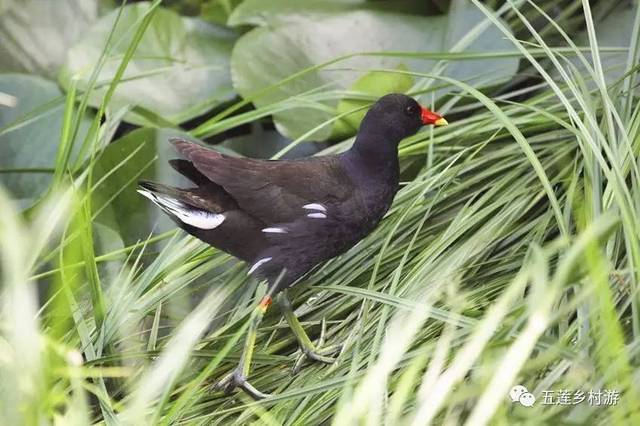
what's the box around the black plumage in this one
[139,93,446,293]
[138,93,446,399]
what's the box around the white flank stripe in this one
[137,189,225,230]
[303,203,327,212]
[307,212,327,219]
[262,227,287,234]
[248,257,272,275]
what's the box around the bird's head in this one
[359,93,447,143]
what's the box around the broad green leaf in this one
[0,74,91,207]
[60,3,237,126]
[0,0,98,79]
[229,0,366,26]
[200,0,244,25]
[230,0,518,140]
[332,65,414,138]
[229,0,444,26]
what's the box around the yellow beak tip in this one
[434,118,448,127]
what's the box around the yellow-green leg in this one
[277,293,342,374]
[213,295,272,400]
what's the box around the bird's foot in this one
[292,319,343,375]
[212,369,271,400]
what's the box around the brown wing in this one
[171,138,354,225]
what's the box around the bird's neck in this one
[343,132,400,186]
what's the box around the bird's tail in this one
[137,181,225,230]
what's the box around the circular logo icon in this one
[509,385,528,402]
[519,392,536,407]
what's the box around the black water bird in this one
[138,93,447,399]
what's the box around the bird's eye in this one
[405,105,418,116]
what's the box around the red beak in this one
[421,107,448,127]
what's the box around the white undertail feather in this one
[262,227,287,233]
[303,203,327,212]
[248,257,272,275]
[137,189,225,230]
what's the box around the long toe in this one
[212,370,270,400]
[306,345,341,363]
[316,343,343,357]
[240,381,272,400]
[292,343,342,375]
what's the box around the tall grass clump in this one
[1,0,639,425]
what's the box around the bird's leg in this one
[213,295,272,400]
[276,293,342,374]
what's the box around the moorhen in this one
[138,93,447,399]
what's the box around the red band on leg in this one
[258,296,272,312]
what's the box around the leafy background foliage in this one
[1,0,639,425]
